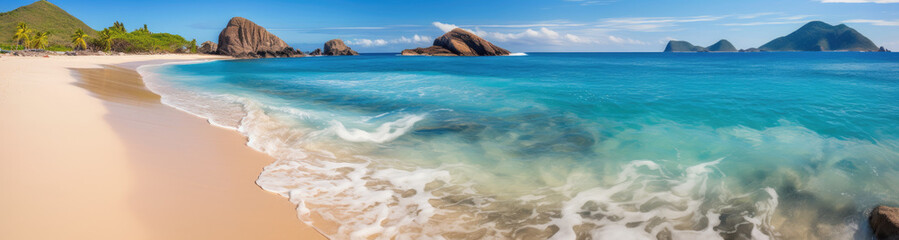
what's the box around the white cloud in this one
[345,35,433,47]
[563,0,617,6]
[818,0,899,3]
[843,19,899,26]
[433,22,461,33]
[320,27,386,30]
[430,22,645,46]
[777,15,816,20]
[596,15,728,32]
[721,21,807,26]
[737,12,778,19]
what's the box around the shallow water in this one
[142,52,899,239]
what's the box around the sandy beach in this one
[0,55,327,240]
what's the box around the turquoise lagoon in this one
[141,52,899,239]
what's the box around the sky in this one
[3,0,898,52]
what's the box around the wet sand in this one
[0,55,328,240]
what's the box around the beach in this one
[0,55,327,240]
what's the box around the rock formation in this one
[198,41,217,54]
[759,21,879,52]
[707,40,737,52]
[216,17,302,58]
[664,40,737,52]
[323,39,358,56]
[402,28,510,56]
[663,40,708,52]
[880,46,892,52]
[871,206,899,240]
[308,48,322,56]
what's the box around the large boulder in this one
[198,41,217,54]
[402,28,510,56]
[323,39,358,56]
[308,48,322,56]
[216,17,302,58]
[871,206,899,240]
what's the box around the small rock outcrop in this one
[402,28,510,56]
[198,41,217,54]
[323,39,358,56]
[871,206,899,240]
[308,48,322,56]
[880,46,892,52]
[707,40,738,52]
[216,17,302,58]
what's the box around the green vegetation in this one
[0,0,97,46]
[70,28,88,50]
[88,22,195,53]
[760,21,879,51]
[2,1,198,53]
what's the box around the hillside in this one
[663,40,707,52]
[707,40,737,52]
[759,21,878,51]
[0,0,97,47]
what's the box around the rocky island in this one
[216,17,303,58]
[663,21,890,52]
[402,28,510,56]
[760,21,879,52]
[323,39,358,56]
[664,39,736,52]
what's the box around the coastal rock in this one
[663,40,707,52]
[759,21,879,52]
[198,41,217,54]
[871,206,899,240]
[739,48,762,52]
[323,39,358,56]
[402,28,510,56]
[308,48,322,56]
[880,46,892,52]
[707,39,738,52]
[216,17,303,58]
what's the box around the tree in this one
[112,21,126,33]
[31,31,50,49]
[71,28,89,50]
[189,39,197,53]
[13,22,33,50]
[135,24,150,34]
[98,28,114,51]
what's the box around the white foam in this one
[508,53,528,56]
[331,114,425,143]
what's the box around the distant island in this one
[664,21,890,52]
[664,39,736,52]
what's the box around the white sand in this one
[0,55,328,240]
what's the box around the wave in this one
[331,114,425,143]
[508,52,528,56]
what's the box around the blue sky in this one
[4,0,898,52]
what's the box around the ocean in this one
[140,52,899,239]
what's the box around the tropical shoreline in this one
[0,54,328,240]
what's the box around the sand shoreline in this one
[0,55,327,240]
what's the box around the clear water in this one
[141,52,899,240]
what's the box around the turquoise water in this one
[143,52,899,239]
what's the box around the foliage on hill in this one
[87,21,196,53]
[0,0,96,47]
[759,21,879,51]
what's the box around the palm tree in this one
[98,28,113,51]
[31,31,50,49]
[13,22,33,50]
[112,21,126,33]
[71,28,89,50]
